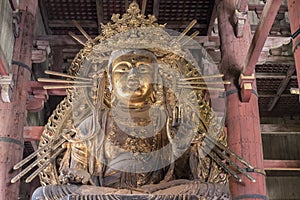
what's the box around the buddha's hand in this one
[61,168,91,184]
[167,106,197,157]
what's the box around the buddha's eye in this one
[138,63,152,73]
[113,62,131,73]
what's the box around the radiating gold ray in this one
[11,138,66,183]
[44,70,92,81]
[206,139,256,183]
[72,20,92,40]
[181,31,200,45]
[25,148,66,183]
[13,135,64,171]
[43,85,93,90]
[38,78,92,84]
[177,81,231,85]
[142,0,147,15]
[205,134,254,170]
[68,31,85,45]
[177,19,197,41]
[178,85,225,91]
[201,145,242,182]
[179,74,224,81]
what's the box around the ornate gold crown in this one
[98,1,164,40]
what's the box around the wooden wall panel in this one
[262,135,300,160]
[267,177,300,200]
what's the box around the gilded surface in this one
[38,1,228,188]
[9,1,262,199]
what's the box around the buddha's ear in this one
[105,69,113,92]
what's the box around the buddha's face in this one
[110,50,156,107]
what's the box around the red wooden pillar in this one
[287,0,300,95]
[217,1,267,199]
[0,1,38,199]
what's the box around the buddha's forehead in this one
[110,49,157,64]
[112,53,156,65]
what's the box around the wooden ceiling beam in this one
[264,160,300,170]
[95,0,104,34]
[248,3,287,12]
[258,93,293,98]
[261,124,300,135]
[256,73,297,79]
[165,21,207,30]
[48,20,98,28]
[27,81,67,97]
[243,0,282,76]
[268,65,296,111]
[35,35,89,46]
[35,35,218,46]
[47,20,207,32]
[287,0,300,101]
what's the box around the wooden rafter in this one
[153,0,160,19]
[243,0,282,76]
[95,0,104,34]
[268,65,296,111]
[38,0,52,34]
[264,160,300,171]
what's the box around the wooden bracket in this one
[32,40,51,63]
[26,98,45,112]
[26,81,67,111]
[233,9,248,38]
[26,81,48,112]
[239,73,255,102]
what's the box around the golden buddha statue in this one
[11,2,256,200]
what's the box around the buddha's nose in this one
[128,67,138,78]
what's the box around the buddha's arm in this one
[59,139,92,184]
[59,121,93,184]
